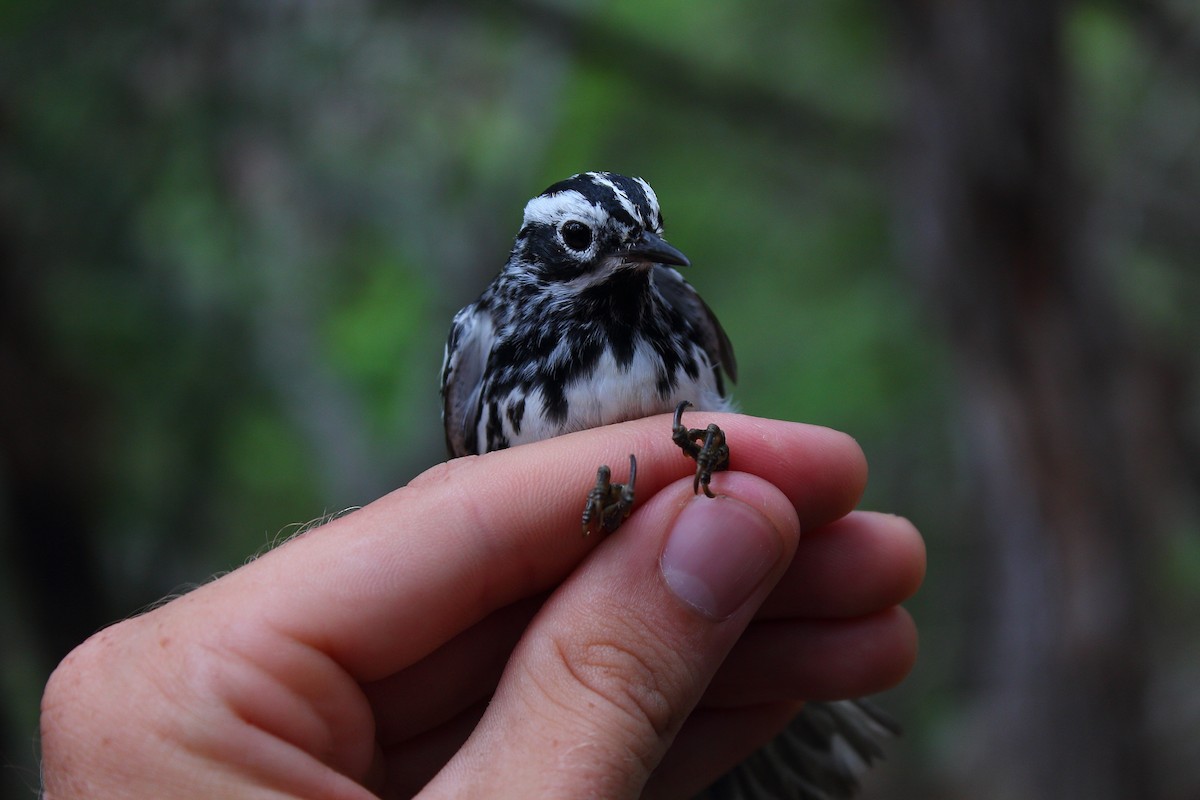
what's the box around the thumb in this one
[419,471,801,799]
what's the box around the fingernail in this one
[660,496,784,620]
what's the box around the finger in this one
[643,702,802,799]
[577,411,868,532]
[760,511,926,619]
[370,507,918,748]
[375,513,923,781]
[365,595,544,746]
[703,608,919,706]
[202,414,866,682]
[369,511,923,747]
[419,472,801,799]
[379,700,490,798]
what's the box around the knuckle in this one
[405,454,481,490]
[546,615,691,754]
[404,455,495,531]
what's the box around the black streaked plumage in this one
[441,171,734,457]
[439,171,895,799]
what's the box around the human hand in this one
[40,413,924,799]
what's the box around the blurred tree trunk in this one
[0,230,113,800]
[890,1,1163,798]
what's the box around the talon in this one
[581,454,637,536]
[670,401,729,497]
[621,454,637,510]
[581,464,612,536]
[696,424,728,497]
[672,400,692,432]
[671,400,701,460]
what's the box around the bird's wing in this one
[653,264,738,385]
[696,700,901,800]
[440,304,493,457]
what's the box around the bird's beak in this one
[622,230,690,267]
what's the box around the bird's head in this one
[511,171,689,283]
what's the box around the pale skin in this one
[40,413,925,800]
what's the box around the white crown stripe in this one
[521,191,605,228]
[521,173,662,236]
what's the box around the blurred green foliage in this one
[3,1,1198,798]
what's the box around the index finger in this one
[214,413,867,680]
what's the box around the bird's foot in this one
[581,454,637,536]
[671,401,729,498]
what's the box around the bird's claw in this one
[580,402,726,535]
[671,401,729,498]
[581,454,637,536]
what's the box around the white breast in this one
[486,340,730,449]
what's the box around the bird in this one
[440,171,897,799]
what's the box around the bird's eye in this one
[560,220,593,252]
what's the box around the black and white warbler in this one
[440,171,896,799]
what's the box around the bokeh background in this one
[3,1,1199,798]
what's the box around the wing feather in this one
[697,700,900,799]
[440,305,492,457]
[653,264,737,387]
